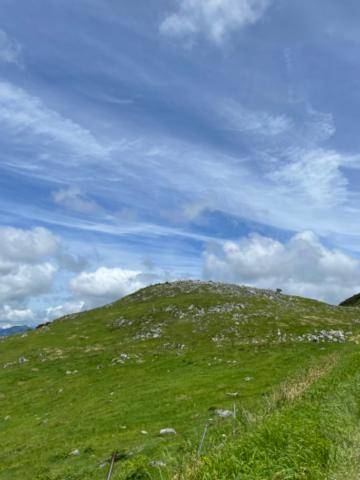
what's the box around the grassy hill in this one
[339,291,360,307]
[1,281,360,479]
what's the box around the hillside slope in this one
[1,281,360,479]
[339,291,360,307]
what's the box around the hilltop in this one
[1,281,360,479]
[339,291,360,307]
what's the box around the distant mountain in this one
[0,325,31,337]
[339,292,360,307]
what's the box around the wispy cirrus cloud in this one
[0,81,112,166]
[52,186,104,215]
[0,30,22,65]
[219,100,292,136]
[160,0,271,44]
[269,148,348,207]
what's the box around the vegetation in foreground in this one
[1,281,360,479]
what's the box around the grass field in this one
[1,281,360,479]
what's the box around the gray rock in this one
[215,409,233,418]
[159,428,176,435]
[69,449,80,456]
[149,460,166,468]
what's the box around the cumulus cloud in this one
[0,30,22,65]
[203,231,360,303]
[45,300,86,321]
[70,266,148,305]
[52,186,104,214]
[160,0,271,44]
[0,305,35,325]
[0,227,60,304]
[0,226,60,263]
[0,263,57,303]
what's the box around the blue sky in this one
[2,0,360,326]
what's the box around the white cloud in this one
[0,263,57,303]
[219,101,292,136]
[52,186,104,214]
[45,300,86,321]
[70,266,148,304]
[0,305,35,324]
[160,0,271,44]
[0,226,60,264]
[0,81,111,160]
[0,227,60,304]
[203,231,360,303]
[0,30,22,65]
[270,148,348,207]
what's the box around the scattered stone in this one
[69,449,80,456]
[4,415,11,421]
[226,392,239,397]
[18,356,28,364]
[159,428,176,435]
[215,409,233,418]
[141,430,148,435]
[149,460,166,468]
[244,376,253,382]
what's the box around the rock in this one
[215,409,233,418]
[69,449,80,456]
[159,428,176,435]
[244,376,253,382]
[149,460,166,468]
[140,430,148,435]
[18,356,28,364]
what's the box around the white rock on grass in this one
[149,460,166,468]
[69,449,80,456]
[159,428,176,435]
[215,409,233,418]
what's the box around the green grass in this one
[0,281,360,479]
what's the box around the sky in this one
[2,0,360,327]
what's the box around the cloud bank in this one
[0,227,59,304]
[203,231,360,303]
